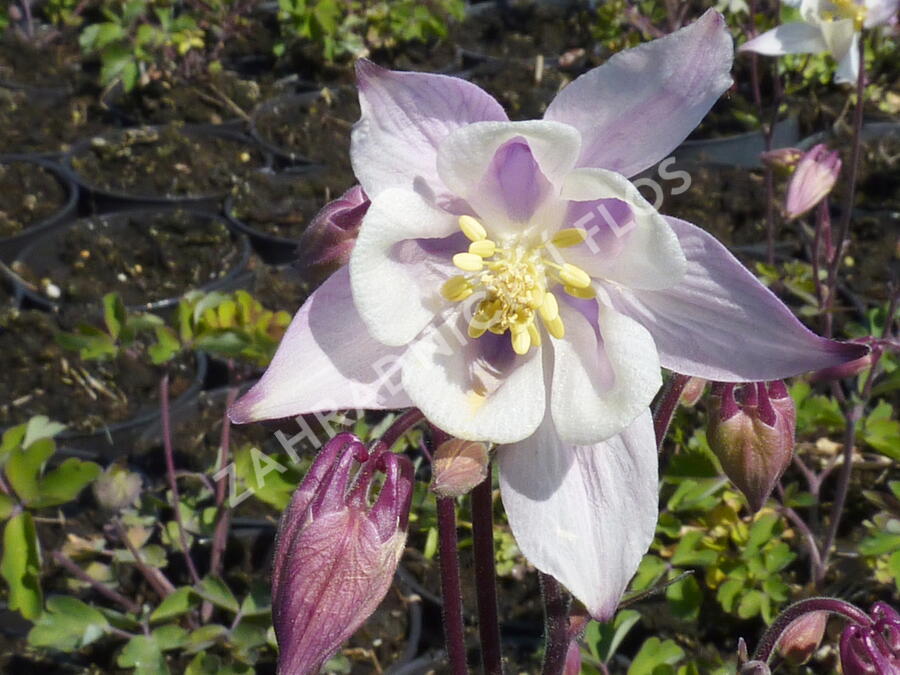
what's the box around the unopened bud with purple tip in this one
[272,432,414,675]
[778,611,828,665]
[296,185,370,284]
[840,602,900,674]
[785,144,841,220]
[431,438,490,498]
[707,381,796,512]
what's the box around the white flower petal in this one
[559,168,686,291]
[498,410,658,620]
[833,31,860,83]
[551,300,662,445]
[350,188,458,347]
[401,313,546,444]
[739,22,828,55]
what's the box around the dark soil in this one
[69,124,267,200]
[13,210,243,308]
[0,308,195,433]
[854,131,900,212]
[469,59,568,121]
[248,264,309,314]
[0,159,68,237]
[0,35,80,88]
[229,170,335,240]
[0,87,110,154]
[109,70,268,126]
[252,90,359,192]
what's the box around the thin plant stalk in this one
[652,373,691,448]
[210,387,239,579]
[471,467,502,675]
[539,572,571,675]
[380,409,425,450]
[52,551,141,615]
[113,519,176,599]
[160,375,201,586]
[437,495,469,675]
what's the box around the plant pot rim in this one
[8,208,252,314]
[0,154,79,255]
[63,123,272,203]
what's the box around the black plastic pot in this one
[63,124,271,212]
[57,351,209,458]
[0,155,78,262]
[8,209,251,313]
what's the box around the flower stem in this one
[751,597,872,663]
[380,409,426,450]
[825,37,866,338]
[652,373,691,449]
[437,495,469,675]
[471,467,502,675]
[53,551,141,615]
[539,573,571,675]
[210,387,239,580]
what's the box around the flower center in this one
[821,0,866,28]
[440,215,595,355]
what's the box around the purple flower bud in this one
[707,381,796,512]
[430,438,490,498]
[296,185,370,284]
[739,661,772,675]
[760,147,804,172]
[785,144,842,220]
[272,432,414,675]
[680,377,707,407]
[778,611,828,665]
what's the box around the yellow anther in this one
[468,321,487,339]
[539,291,559,323]
[550,228,589,248]
[459,215,487,242]
[453,252,484,272]
[559,263,592,289]
[527,322,542,348]
[529,286,545,309]
[469,240,496,258]
[441,276,473,302]
[564,285,597,299]
[510,325,531,355]
[546,315,565,339]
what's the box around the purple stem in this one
[381,409,426,451]
[751,597,872,663]
[652,374,691,448]
[433,424,469,675]
[539,573,570,675]
[160,375,201,586]
[471,468,502,675]
[825,37,866,338]
[210,387,238,579]
[113,520,176,600]
[53,551,141,615]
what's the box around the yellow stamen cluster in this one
[441,215,595,355]
[822,0,866,29]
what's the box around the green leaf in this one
[32,459,101,508]
[5,438,55,505]
[28,596,109,650]
[628,637,685,675]
[0,424,27,457]
[103,293,127,340]
[118,635,169,675]
[666,574,702,621]
[589,609,641,663]
[185,652,254,675]
[1,513,42,619]
[630,554,668,593]
[151,587,198,623]
[23,416,66,448]
[184,624,228,653]
[239,582,272,617]
[149,326,181,365]
[196,576,239,613]
[670,531,718,567]
[0,494,15,520]
[152,624,188,651]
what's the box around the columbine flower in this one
[272,433,413,675]
[231,10,865,619]
[840,602,900,673]
[740,0,899,83]
[785,144,842,220]
[707,381,797,512]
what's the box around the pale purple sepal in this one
[498,410,658,620]
[604,217,868,382]
[273,434,414,675]
[228,267,412,424]
[351,59,508,202]
[543,9,733,178]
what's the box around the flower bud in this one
[430,438,490,498]
[564,638,582,675]
[778,611,828,665]
[785,144,841,220]
[272,432,414,675]
[680,377,707,407]
[739,661,772,675]
[296,185,369,284]
[707,381,796,512]
[760,147,804,173]
[92,463,142,512]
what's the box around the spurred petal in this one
[350,188,458,347]
[833,31,860,83]
[498,411,658,620]
[550,300,661,445]
[229,268,413,423]
[351,60,507,201]
[559,168,686,290]
[401,312,546,444]
[605,217,868,381]
[544,9,733,177]
[436,120,580,237]
[739,22,828,55]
